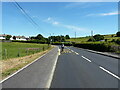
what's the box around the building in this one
[0,34,27,41]
[0,34,9,40]
[14,36,27,41]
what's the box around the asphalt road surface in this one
[1,46,119,88]
[50,46,119,88]
[2,47,59,88]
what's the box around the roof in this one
[0,34,10,37]
[15,36,26,39]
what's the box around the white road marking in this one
[58,48,61,55]
[81,56,92,62]
[99,66,120,80]
[46,47,59,88]
[75,52,79,55]
[71,50,74,52]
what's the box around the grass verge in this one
[1,46,54,80]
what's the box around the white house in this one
[14,36,27,41]
[0,34,27,41]
[0,34,8,40]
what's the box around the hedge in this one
[73,42,114,52]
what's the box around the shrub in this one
[5,35,12,40]
[73,42,112,52]
[116,31,120,37]
[93,34,104,41]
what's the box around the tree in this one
[13,36,16,40]
[65,35,70,39]
[93,34,104,41]
[36,34,44,40]
[5,35,12,40]
[116,31,120,37]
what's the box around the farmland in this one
[66,34,119,43]
[1,42,52,79]
[1,42,50,60]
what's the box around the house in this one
[14,36,27,41]
[0,34,9,40]
[0,34,28,41]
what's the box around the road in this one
[50,46,119,88]
[2,47,59,88]
[1,46,119,88]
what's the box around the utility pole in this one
[75,32,76,43]
[53,33,54,43]
[50,33,51,44]
[91,30,94,42]
[91,30,93,37]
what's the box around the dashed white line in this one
[71,50,74,52]
[81,56,92,62]
[74,52,79,55]
[99,66,120,80]
[65,47,79,55]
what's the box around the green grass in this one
[66,37,89,43]
[66,34,120,43]
[1,42,50,60]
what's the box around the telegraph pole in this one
[50,33,51,44]
[53,33,54,43]
[91,30,94,42]
[75,32,76,43]
[91,30,93,37]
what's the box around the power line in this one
[13,0,40,28]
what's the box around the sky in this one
[2,2,119,38]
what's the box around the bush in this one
[73,42,112,52]
[116,31,120,37]
[93,34,104,41]
[116,39,120,44]
[5,35,12,40]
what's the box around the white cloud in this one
[86,11,119,17]
[52,21,59,25]
[47,17,52,21]
[63,25,86,32]
[99,11,118,16]
[44,17,60,25]
[44,17,88,32]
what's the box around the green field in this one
[66,34,120,43]
[66,37,89,43]
[1,42,50,60]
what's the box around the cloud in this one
[44,17,60,25]
[47,17,52,21]
[63,25,86,32]
[52,21,59,25]
[86,11,119,17]
[99,11,118,16]
[44,17,88,32]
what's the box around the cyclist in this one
[61,44,64,52]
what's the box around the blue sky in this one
[2,2,118,37]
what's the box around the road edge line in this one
[0,47,55,84]
[74,47,120,59]
[46,47,59,88]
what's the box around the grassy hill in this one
[66,34,119,43]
